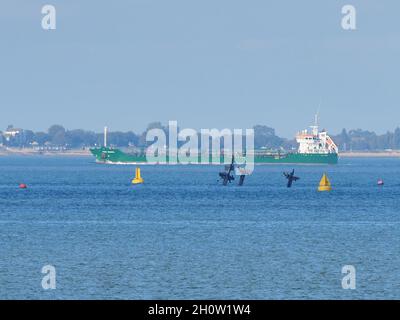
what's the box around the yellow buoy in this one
[132,167,144,184]
[318,173,332,192]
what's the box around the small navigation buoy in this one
[131,167,144,184]
[377,179,384,186]
[19,183,27,189]
[318,173,332,192]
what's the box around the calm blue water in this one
[0,156,399,299]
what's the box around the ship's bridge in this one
[296,127,338,154]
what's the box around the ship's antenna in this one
[315,100,321,127]
[315,100,322,126]
[104,126,108,147]
[310,102,321,136]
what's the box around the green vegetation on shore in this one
[1,123,400,152]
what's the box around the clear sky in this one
[0,0,399,138]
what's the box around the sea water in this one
[0,156,399,299]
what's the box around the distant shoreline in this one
[1,148,400,158]
[339,151,400,158]
[0,148,91,157]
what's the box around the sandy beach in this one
[339,151,400,158]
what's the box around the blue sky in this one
[0,0,399,137]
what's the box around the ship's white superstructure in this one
[295,115,338,154]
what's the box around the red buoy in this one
[19,183,27,189]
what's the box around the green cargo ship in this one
[90,120,339,165]
[90,147,337,164]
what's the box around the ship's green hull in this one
[90,147,338,164]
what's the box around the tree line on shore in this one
[1,123,400,151]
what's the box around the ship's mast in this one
[310,113,319,136]
[104,126,108,147]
